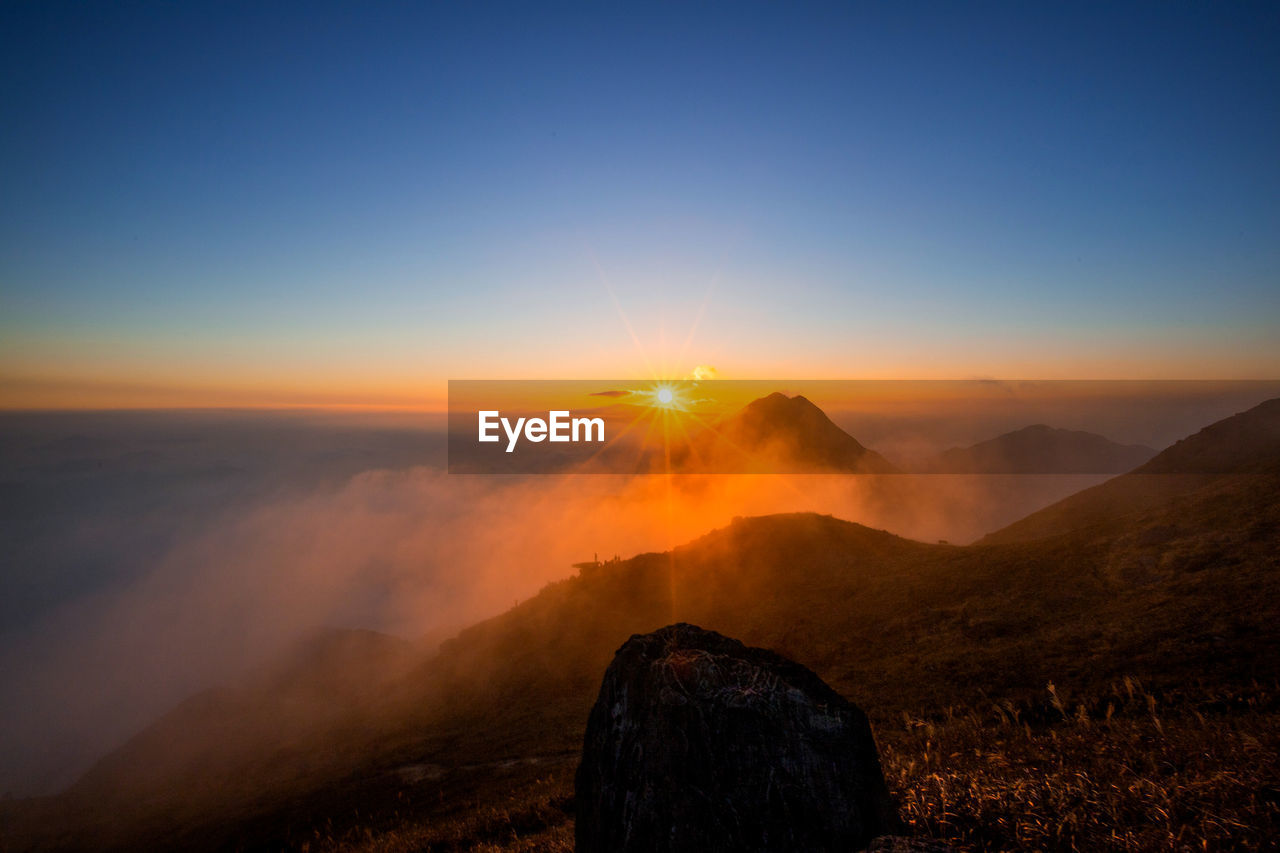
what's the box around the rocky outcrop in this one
[575,623,898,852]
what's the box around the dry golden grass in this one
[307,680,1279,853]
[310,768,574,853]
[880,679,1280,852]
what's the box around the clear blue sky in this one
[2,1,1278,405]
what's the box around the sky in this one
[2,1,1279,408]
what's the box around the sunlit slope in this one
[411,478,1280,747]
[980,397,1280,544]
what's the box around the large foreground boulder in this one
[575,623,898,852]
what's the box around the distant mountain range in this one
[922,424,1156,474]
[7,397,1280,851]
[676,393,1155,475]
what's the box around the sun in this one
[641,383,689,415]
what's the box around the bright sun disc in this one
[657,388,674,405]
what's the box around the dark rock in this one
[575,623,898,852]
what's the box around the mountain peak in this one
[679,393,897,473]
[745,392,818,412]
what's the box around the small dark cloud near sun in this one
[590,390,630,398]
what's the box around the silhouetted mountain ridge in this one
[677,393,898,473]
[925,424,1156,474]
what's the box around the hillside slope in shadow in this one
[982,397,1280,544]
